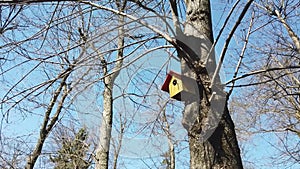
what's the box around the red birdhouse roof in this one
[161,71,181,92]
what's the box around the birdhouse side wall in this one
[181,76,198,96]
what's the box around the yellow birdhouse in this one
[161,71,198,101]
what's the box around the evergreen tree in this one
[51,128,90,169]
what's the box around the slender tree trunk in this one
[25,71,71,169]
[112,117,124,169]
[162,108,175,169]
[96,82,113,169]
[178,1,243,168]
[95,1,126,168]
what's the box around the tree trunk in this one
[179,1,243,168]
[95,1,126,168]
[25,72,71,169]
[96,82,113,169]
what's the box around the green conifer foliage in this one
[51,128,90,169]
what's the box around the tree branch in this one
[274,9,300,53]
[227,11,254,97]
[79,1,176,46]
[210,0,254,88]
[226,66,300,85]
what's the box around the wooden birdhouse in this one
[161,71,198,101]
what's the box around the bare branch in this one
[79,1,176,45]
[274,9,300,53]
[227,11,254,97]
[210,0,254,88]
[226,66,300,85]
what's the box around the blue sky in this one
[0,1,299,168]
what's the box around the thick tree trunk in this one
[179,1,243,168]
[187,102,243,169]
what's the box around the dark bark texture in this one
[178,0,243,168]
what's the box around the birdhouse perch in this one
[161,71,198,101]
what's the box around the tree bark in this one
[96,82,113,169]
[178,1,243,168]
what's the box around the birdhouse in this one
[161,71,198,101]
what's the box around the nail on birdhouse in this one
[161,71,198,101]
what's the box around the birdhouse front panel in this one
[169,76,183,98]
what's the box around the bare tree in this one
[227,0,300,167]
[0,1,270,169]
[0,1,129,168]
[95,1,126,168]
